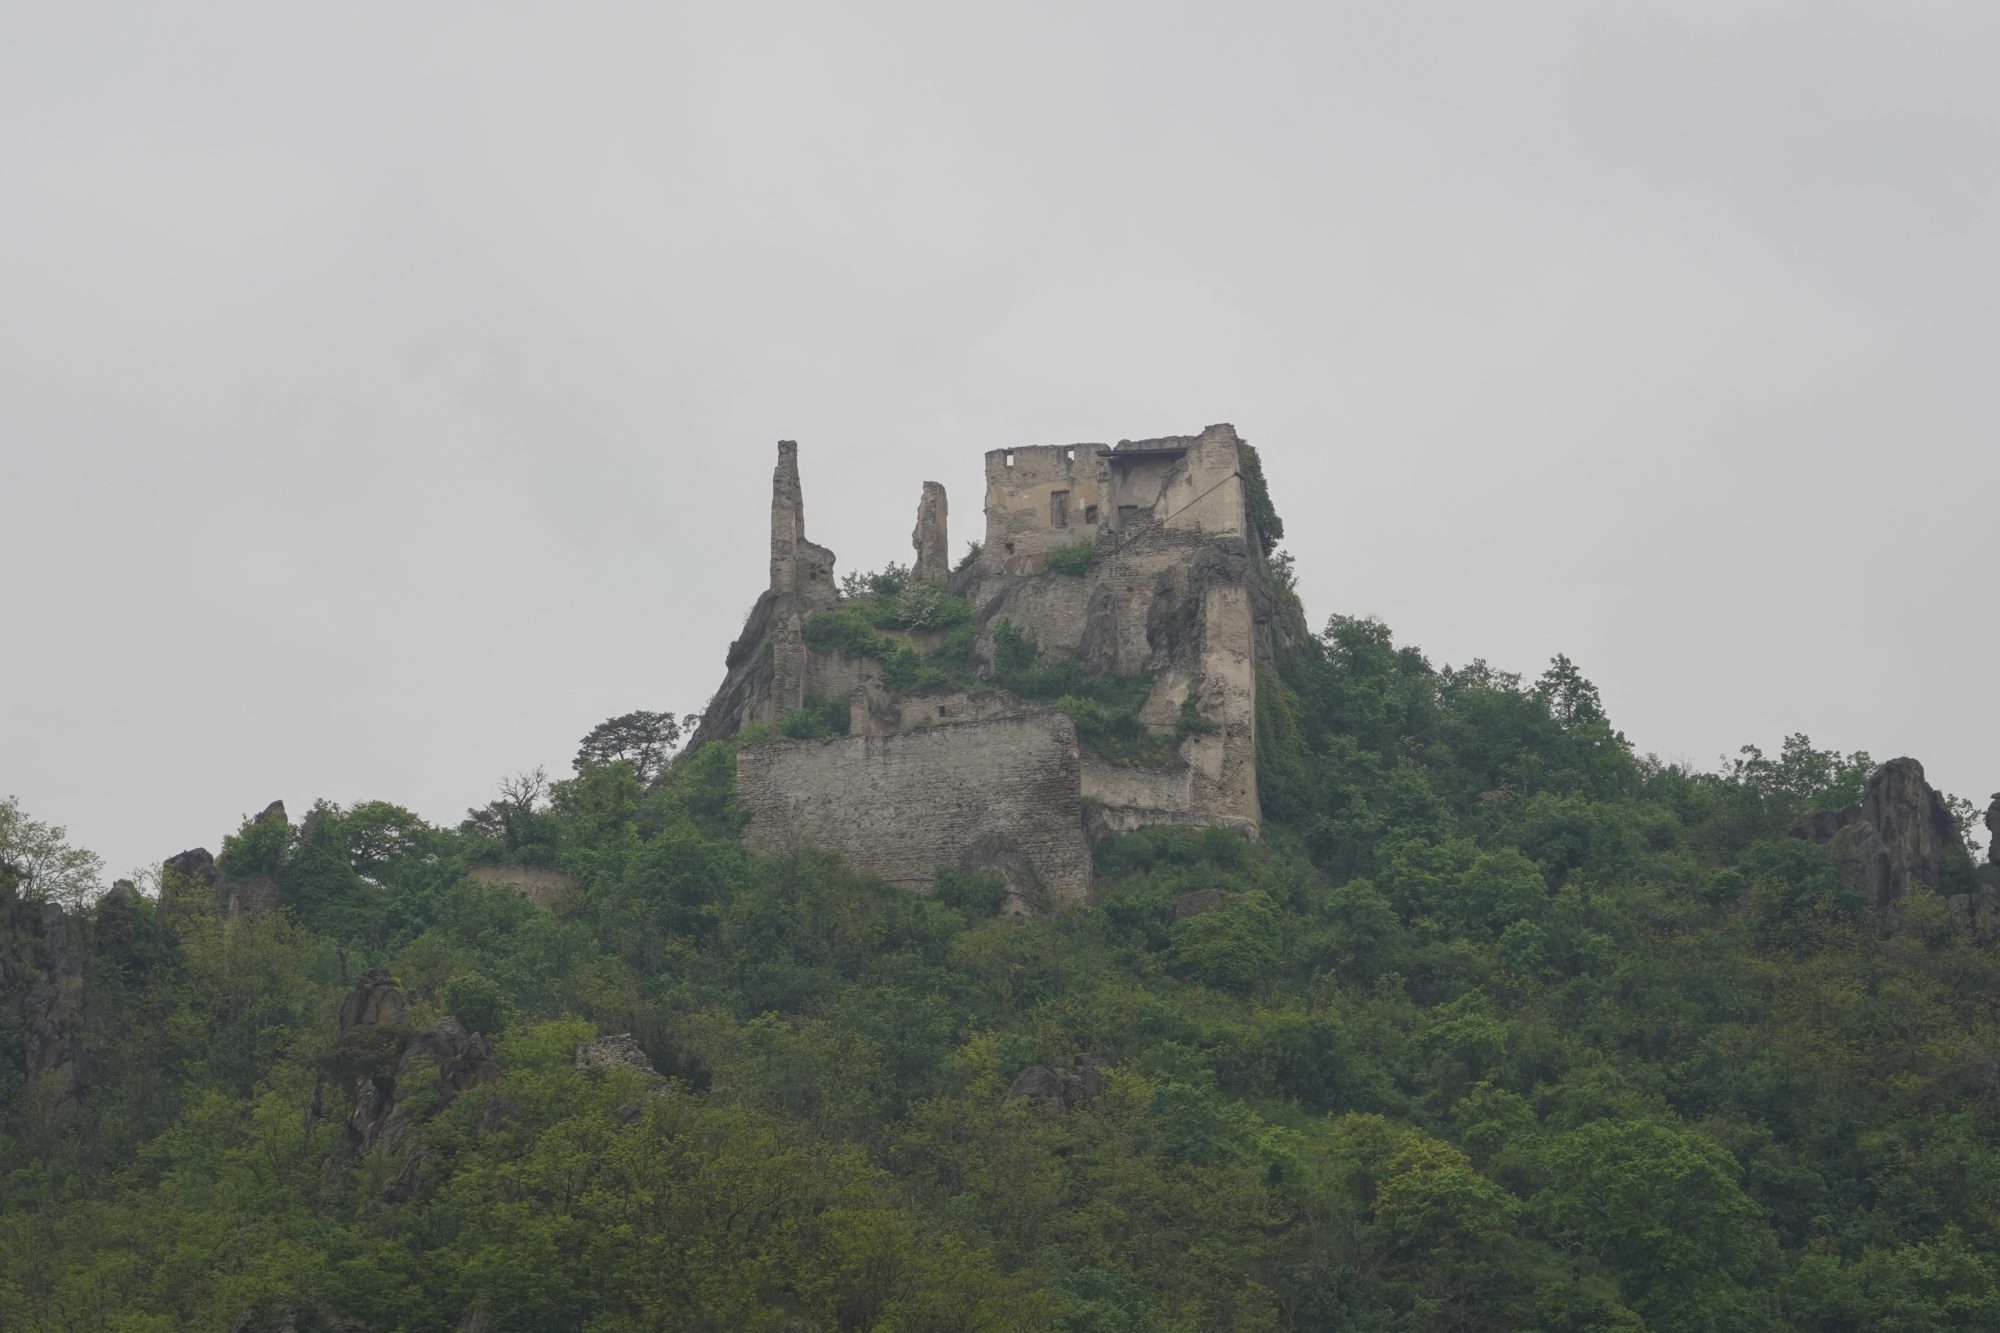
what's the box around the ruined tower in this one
[911,481,949,585]
[694,424,1298,910]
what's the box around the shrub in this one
[1176,698,1217,737]
[1058,695,1173,764]
[895,582,971,629]
[1170,890,1281,990]
[1045,541,1098,576]
[840,562,909,599]
[778,695,850,740]
[442,971,511,1036]
[803,607,888,658]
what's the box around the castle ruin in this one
[694,424,1298,911]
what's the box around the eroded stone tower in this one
[693,424,1298,910]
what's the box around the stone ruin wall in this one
[960,425,1265,835]
[698,423,1294,904]
[736,713,1094,908]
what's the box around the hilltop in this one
[3,442,2000,1331]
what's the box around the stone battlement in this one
[693,425,1297,910]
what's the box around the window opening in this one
[1050,490,1070,527]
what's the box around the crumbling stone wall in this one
[955,426,1271,835]
[911,480,949,585]
[979,425,1250,574]
[736,713,1094,907]
[696,424,1301,906]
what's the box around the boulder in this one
[1791,757,1969,907]
[1007,1054,1106,1111]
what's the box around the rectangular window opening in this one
[1083,504,1099,524]
[1050,490,1070,527]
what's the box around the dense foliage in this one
[5,601,1999,1328]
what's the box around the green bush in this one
[442,971,511,1036]
[1045,541,1098,576]
[895,582,971,629]
[1058,695,1173,765]
[778,695,851,740]
[1175,698,1217,737]
[1169,890,1281,990]
[802,606,888,658]
[880,643,936,693]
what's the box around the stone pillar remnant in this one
[912,481,949,584]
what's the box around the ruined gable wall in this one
[735,713,1094,905]
[984,446,1111,572]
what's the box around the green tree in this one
[442,971,510,1036]
[573,710,694,783]
[0,794,104,908]
[1538,1120,1774,1325]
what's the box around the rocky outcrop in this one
[336,967,407,1030]
[321,970,500,1202]
[1007,1054,1106,1111]
[160,847,218,918]
[160,800,289,919]
[0,893,86,1121]
[223,801,288,917]
[575,1032,660,1078]
[1792,758,1972,907]
[957,831,1051,918]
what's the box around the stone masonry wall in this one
[735,712,1095,906]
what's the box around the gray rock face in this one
[1007,1054,1106,1111]
[321,971,499,1202]
[1792,757,1969,906]
[160,847,218,918]
[957,831,1049,918]
[336,967,407,1031]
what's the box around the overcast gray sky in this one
[4,2,1995,876]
